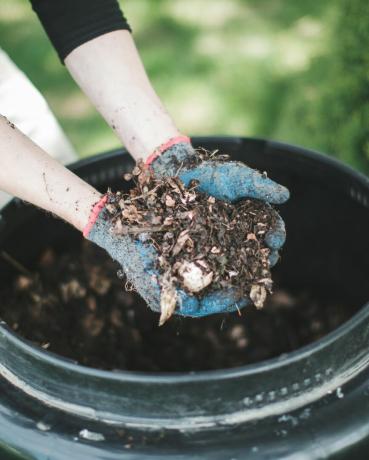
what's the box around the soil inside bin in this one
[0,241,360,372]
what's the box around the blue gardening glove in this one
[85,137,289,318]
[86,210,245,317]
[150,139,289,272]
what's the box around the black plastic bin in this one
[1,136,369,459]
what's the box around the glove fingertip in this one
[265,230,286,250]
[269,183,290,204]
[268,250,280,267]
[265,214,286,250]
[237,168,290,204]
[253,175,289,204]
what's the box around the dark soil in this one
[0,241,357,372]
[105,160,277,322]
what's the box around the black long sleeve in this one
[30,0,131,62]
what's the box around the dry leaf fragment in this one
[257,277,273,291]
[159,272,177,326]
[122,205,141,222]
[260,248,270,257]
[165,195,176,207]
[250,284,267,309]
[118,199,126,209]
[196,259,210,269]
[177,211,189,220]
[167,177,182,195]
[163,232,174,240]
[172,230,190,256]
[149,214,162,225]
[105,204,116,214]
[112,219,128,235]
[163,216,174,226]
[138,170,150,185]
[179,190,196,205]
[158,255,165,265]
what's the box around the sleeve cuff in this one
[30,0,132,62]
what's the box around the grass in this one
[1,0,363,169]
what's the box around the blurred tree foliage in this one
[274,0,369,172]
[0,0,367,171]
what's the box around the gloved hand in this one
[84,136,289,318]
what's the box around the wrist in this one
[145,135,191,166]
[82,137,192,236]
[146,135,194,177]
[82,194,108,237]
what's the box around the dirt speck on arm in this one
[42,172,53,202]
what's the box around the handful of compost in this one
[84,140,289,324]
[107,162,280,323]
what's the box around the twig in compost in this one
[1,250,33,276]
[123,226,174,235]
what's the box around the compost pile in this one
[104,152,277,323]
[0,242,356,372]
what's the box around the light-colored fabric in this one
[0,48,77,207]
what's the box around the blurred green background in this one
[0,0,368,171]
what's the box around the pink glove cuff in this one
[145,135,191,166]
[83,194,108,238]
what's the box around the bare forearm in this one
[65,30,181,162]
[0,116,101,231]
